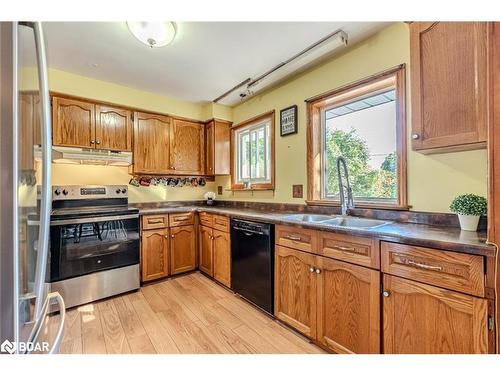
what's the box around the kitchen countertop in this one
[136,205,496,257]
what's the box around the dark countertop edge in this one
[137,206,496,257]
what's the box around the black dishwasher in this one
[230,219,274,314]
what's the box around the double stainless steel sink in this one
[282,213,391,230]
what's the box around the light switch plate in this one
[292,184,303,198]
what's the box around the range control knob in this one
[54,189,61,196]
[121,188,127,194]
[62,189,68,196]
[116,188,121,194]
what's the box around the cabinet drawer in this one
[142,214,169,230]
[199,212,213,227]
[169,212,194,227]
[381,242,485,297]
[212,215,229,232]
[319,232,379,269]
[276,225,318,254]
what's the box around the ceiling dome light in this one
[127,22,176,48]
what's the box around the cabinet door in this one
[213,229,230,287]
[410,22,488,152]
[275,245,317,339]
[52,96,95,148]
[205,120,214,175]
[213,120,231,175]
[133,111,171,174]
[141,229,169,282]
[170,118,205,174]
[316,257,380,354]
[199,225,213,276]
[383,275,489,354]
[170,225,196,275]
[95,105,132,151]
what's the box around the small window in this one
[307,66,407,209]
[231,111,275,190]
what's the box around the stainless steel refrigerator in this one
[0,21,65,354]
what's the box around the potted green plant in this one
[204,191,216,206]
[449,194,487,231]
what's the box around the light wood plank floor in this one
[46,272,325,354]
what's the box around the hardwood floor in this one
[47,272,325,354]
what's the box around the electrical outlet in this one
[217,185,223,195]
[292,184,303,198]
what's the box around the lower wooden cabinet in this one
[141,228,169,282]
[199,225,214,276]
[198,219,231,287]
[275,246,317,339]
[316,256,380,354]
[170,225,196,275]
[382,274,489,354]
[213,229,231,287]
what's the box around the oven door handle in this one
[50,213,139,226]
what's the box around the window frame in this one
[230,110,275,191]
[306,65,408,210]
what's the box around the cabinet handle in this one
[315,268,321,274]
[406,260,443,271]
[90,140,95,144]
[164,235,169,239]
[309,267,315,273]
[412,134,420,140]
[331,244,356,252]
[96,139,101,145]
[382,291,390,297]
[171,166,176,170]
[284,235,302,241]
[148,219,164,224]
[171,234,175,238]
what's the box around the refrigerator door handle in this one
[27,292,66,354]
[28,21,53,320]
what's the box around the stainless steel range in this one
[48,185,140,309]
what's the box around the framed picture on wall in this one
[280,105,298,136]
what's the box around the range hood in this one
[35,146,132,166]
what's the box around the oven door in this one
[49,214,139,282]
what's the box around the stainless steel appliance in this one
[48,185,140,310]
[0,22,66,354]
[230,219,274,314]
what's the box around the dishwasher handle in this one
[231,226,266,236]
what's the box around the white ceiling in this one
[36,22,388,105]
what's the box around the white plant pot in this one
[457,214,480,231]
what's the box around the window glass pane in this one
[239,131,250,180]
[323,88,397,202]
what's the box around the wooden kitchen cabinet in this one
[199,225,214,276]
[95,104,132,151]
[382,274,489,354]
[19,92,41,171]
[205,119,231,175]
[213,229,231,287]
[141,228,169,282]
[170,118,205,175]
[133,111,172,174]
[410,22,489,153]
[52,96,95,148]
[275,245,317,339]
[316,256,380,353]
[170,225,196,275]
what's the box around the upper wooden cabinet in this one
[383,274,489,354]
[170,118,205,174]
[52,95,132,152]
[95,105,132,151]
[52,96,95,148]
[133,111,172,175]
[205,119,231,175]
[410,22,489,153]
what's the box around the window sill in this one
[305,200,411,211]
[227,187,275,192]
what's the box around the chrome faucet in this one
[337,156,354,216]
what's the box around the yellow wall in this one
[215,22,488,213]
[24,68,231,202]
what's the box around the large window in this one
[231,111,275,190]
[307,66,407,209]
